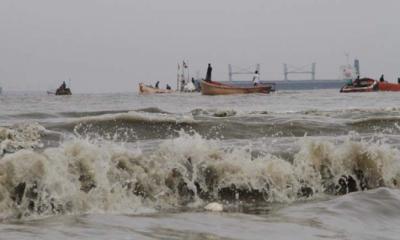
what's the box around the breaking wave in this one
[0,128,399,220]
[46,110,345,140]
[0,123,47,156]
[5,107,400,140]
[43,109,400,141]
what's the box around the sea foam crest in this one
[0,131,399,220]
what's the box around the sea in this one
[1,89,400,240]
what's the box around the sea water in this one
[1,89,400,239]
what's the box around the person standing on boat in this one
[349,75,359,86]
[252,70,260,86]
[166,84,171,90]
[380,74,385,82]
[155,81,160,88]
[60,81,66,90]
[205,63,212,82]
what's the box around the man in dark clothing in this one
[205,64,212,82]
[60,81,66,90]
[380,74,385,82]
[155,81,160,88]
[350,75,360,86]
[166,84,171,90]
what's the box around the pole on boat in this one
[228,64,232,81]
[186,60,190,87]
[354,59,360,77]
[181,61,185,91]
[177,63,180,91]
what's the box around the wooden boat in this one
[139,83,173,94]
[340,78,400,93]
[200,80,271,95]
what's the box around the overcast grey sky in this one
[0,0,399,92]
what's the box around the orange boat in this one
[139,83,173,94]
[378,81,400,91]
[340,78,400,93]
[200,80,271,95]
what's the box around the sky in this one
[0,0,399,92]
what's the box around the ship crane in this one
[283,63,316,80]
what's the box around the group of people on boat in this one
[141,63,263,93]
[55,81,72,95]
[152,81,171,90]
[204,63,261,87]
[59,81,67,90]
[346,74,385,87]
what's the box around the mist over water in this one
[1,89,400,239]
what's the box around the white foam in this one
[0,130,399,220]
[204,202,223,212]
[0,123,45,156]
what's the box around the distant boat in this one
[49,81,72,95]
[200,80,271,95]
[139,83,173,94]
[340,78,400,93]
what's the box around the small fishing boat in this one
[340,78,400,93]
[340,78,378,93]
[200,80,271,95]
[139,83,173,94]
[48,81,72,95]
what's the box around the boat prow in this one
[200,80,271,95]
[139,83,173,94]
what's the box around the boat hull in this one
[340,78,377,93]
[378,82,400,91]
[340,85,376,93]
[139,83,173,94]
[55,88,72,95]
[200,80,270,95]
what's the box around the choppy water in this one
[1,89,400,239]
